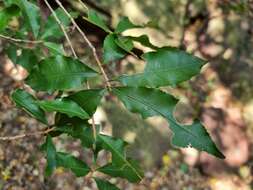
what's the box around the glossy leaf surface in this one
[56,118,94,149]
[126,35,158,50]
[97,134,144,182]
[115,36,134,53]
[44,42,65,55]
[26,55,98,92]
[37,99,90,119]
[13,0,40,38]
[41,135,57,176]
[113,87,178,119]
[115,17,141,33]
[86,10,111,33]
[118,47,206,87]
[41,136,90,177]
[103,34,126,63]
[56,152,90,177]
[67,89,105,116]
[11,89,47,124]
[95,178,121,190]
[113,87,224,158]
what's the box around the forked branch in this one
[55,0,112,91]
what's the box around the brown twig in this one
[55,0,112,91]
[77,0,89,11]
[0,127,56,141]
[48,0,99,145]
[44,0,77,58]
[0,34,43,44]
[55,0,101,149]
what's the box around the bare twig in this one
[0,127,56,141]
[77,0,89,11]
[0,34,43,44]
[43,0,77,58]
[55,0,112,91]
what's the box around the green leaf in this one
[103,34,126,63]
[13,0,40,38]
[41,135,57,176]
[86,10,111,33]
[113,87,177,119]
[95,178,121,190]
[37,99,90,119]
[0,5,20,31]
[55,116,94,148]
[98,159,143,183]
[3,0,16,7]
[56,121,94,149]
[41,136,90,177]
[41,9,78,40]
[56,152,90,177]
[126,35,158,50]
[117,47,206,87]
[113,87,225,158]
[55,113,87,127]
[115,17,142,33]
[98,135,127,165]
[26,55,98,92]
[67,89,105,116]
[55,114,102,156]
[11,89,47,124]
[115,36,134,53]
[43,42,65,55]
[169,118,225,159]
[6,45,18,63]
[97,134,144,182]
[6,47,38,72]
[16,49,38,72]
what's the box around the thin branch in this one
[0,34,43,44]
[77,0,89,11]
[43,0,77,58]
[47,0,99,144]
[0,127,56,141]
[55,0,112,91]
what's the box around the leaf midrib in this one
[57,161,90,173]
[38,101,88,119]
[100,136,143,181]
[41,72,96,79]
[116,89,213,150]
[119,62,201,79]
[114,89,201,141]
[13,95,44,119]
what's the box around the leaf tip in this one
[213,147,226,159]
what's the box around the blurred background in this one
[0,0,253,189]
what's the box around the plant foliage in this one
[0,1,225,189]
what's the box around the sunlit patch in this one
[4,58,28,81]
[223,48,233,60]
[123,131,136,143]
